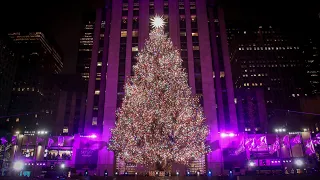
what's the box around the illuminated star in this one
[151,15,165,29]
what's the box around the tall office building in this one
[0,35,18,119]
[229,25,312,130]
[7,32,63,132]
[77,0,237,174]
[54,74,87,135]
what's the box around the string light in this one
[108,17,209,170]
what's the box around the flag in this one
[11,136,17,145]
[290,134,301,146]
[0,137,8,144]
[234,139,245,155]
[256,136,267,148]
[312,139,320,145]
[47,138,54,147]
[58,136,64,146]
[245,138,256,151]
[36,137,44,144]
[305,139,315,156]
[269,137,280,154]
[282,135,290,147]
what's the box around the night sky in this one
[0,0,319,73]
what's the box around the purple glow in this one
[80,134,98,139]
[220,133,228,138]
[220,132,237,138]
[90,134,97,139]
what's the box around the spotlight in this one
[197,171,200,176]
[295,159,304,167]
[176,171,179,176]
[249,161,255,167]
[60,163,65,169]
[115,171,118,176]
[124,171,128,175]
[135,172,138,176]
[104,170,108,177]
[13,161,24,171]
[84,170,88,176]
[186,170,190,176]
[208,170,212,176]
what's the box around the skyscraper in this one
[0,35,18,120]
[229,25,312,130]
[77,0,237,174]
[7,32,63,132]
[54,74,87,135]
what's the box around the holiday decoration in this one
[108,16,209,171]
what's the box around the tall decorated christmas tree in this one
[108,16,209,171]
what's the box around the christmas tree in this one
[108,16,209,171]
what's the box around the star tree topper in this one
[150,15,165,29]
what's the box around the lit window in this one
[92,117,98,126]
[234,98,237,104]
[16,118,19,122]
[121,31,127,37]
[192,32,198,36]
[95,90,100,95]
[63,127,68,133]
[132,31,138,37]
[96,77,101,80]
[132,46,139,52]
[97,62,102,66]
[180,32,186,36]
[220,71,225,78]
[192,46,199,50]
[191,15,197,21]
[93,106,98,110]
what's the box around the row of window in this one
[238,46,299,51]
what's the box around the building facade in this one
[229,25,312,131]
[0,35,18,120]
[54,75,87,136]
[6,32,63,133]
[6,131,318,177]
[75,0,238,175]
[235,88,268,133]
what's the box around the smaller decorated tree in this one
[108,16,209,171]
